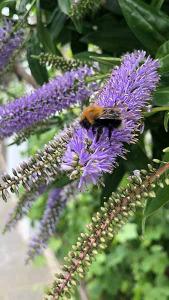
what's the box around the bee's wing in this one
[98,108,121,120]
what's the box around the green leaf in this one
[36,0,57,54]
[17,0,29,13]
[0,0,15,10]
[163,147,169,152]
[144,152,169,218]
[156,40,169,74]
[118,0,169,52]
[124,142,150,171]
[72,18,83,34]
[116,223,138,243]
[151,0,165,10]
[164,111,169,132]
[101,163,126,203]
[81,15,142,55]
[58,0,71,15]
[157,40,169,58]
[27,33,48,85]
[47,8,66,41]
[53,175,71,188]
[29,194,46,220]
[153,87,169,106]
[104,0,122,14]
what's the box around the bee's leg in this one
[108,125,113,146]
[92,126,97,139]
[96,126,103,142]
[92,126,96,135]
[108,125,113,140]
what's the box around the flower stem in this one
[22,0,36,21]
[44,163,169,300]
[86,73,109,83]
[15,0,36,30]
[144,106,169,117]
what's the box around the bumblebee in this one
[80,104,122,142]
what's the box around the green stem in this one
[15,0,36,30]
[90,56,121,62]
[31,55,40,60]
[22,0,36,20]
[86,73,109,83]
[151,0,165,9]
[144,106,169,117]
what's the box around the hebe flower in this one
[62,51,160,188]
[62,128,125,187]
[0,19,24,73]
[37,52,95,72]
[26,182,77,262]
[3,184,47,233]
[0,66,96,138]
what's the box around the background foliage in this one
[1,0,169,299]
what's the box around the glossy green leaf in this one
[151,0,165,10]
[156,40,169,58]
[82,15,142,55]
[156,40,169,74]
[144,152,169,218]
[164,111,169,132]
[0,0,15,10]
[124,142,150,171]
[58,0,71,15]
[153,87,169,106]
[27,34,48,85]
[48,8,66,41]
[104,0,122,14]
[36,0,57,54]
[101,163,126,202]
[118,0,169,52]
[72,18,83,34]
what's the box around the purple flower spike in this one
[26,182,77,262]
[0,19,24,73]
[62,128,125,187]
[26,188,62,262]
[3,184,47,233]
[0,66,96,138]
[61,51,160,188]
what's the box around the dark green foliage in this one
[27,33,49,85]
[119,0,169,53]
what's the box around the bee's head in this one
[80,117,91,130]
